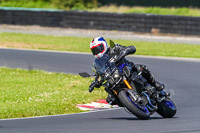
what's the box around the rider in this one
[89,37,165,104]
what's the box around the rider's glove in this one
[89,80,101,93]
[116,50,126,63]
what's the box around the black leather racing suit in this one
[89,44,164,104]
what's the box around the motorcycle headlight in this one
[107,70,119,85]
[113,70,120,79]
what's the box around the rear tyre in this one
[156,99,176,118]
[118,89,150,120]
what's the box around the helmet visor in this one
[91,43,105,55]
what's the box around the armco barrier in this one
[0,9,200,35]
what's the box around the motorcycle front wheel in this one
[118,89,150,120]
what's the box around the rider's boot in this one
[153,81,165,91]
[148,75,165,91]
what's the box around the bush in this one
[0,0,55,8]
[51,0,98,9]
[0,0,98,9]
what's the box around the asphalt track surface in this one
[0,48,200,133]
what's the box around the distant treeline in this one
[0,0,200,9]
[99,0,200,7]
[51,0,98,9]
[0,0,98,9]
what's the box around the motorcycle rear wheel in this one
[118,89,150,120]
[156,98,176,118]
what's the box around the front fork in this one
[123,79,133,90]
[110,78,135,95]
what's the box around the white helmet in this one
[90,37,108,59]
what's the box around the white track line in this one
[0,108,121,121]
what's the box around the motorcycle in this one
[79,40,176,120]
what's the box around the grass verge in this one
[0,1,56,9]
[1,2,200,17]
[0,32,200,58]
[90,5,200,17]
[0,67,106,119]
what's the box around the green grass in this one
[0,0,56,9]
[90,5,200,17]
[0,32,200,58]
[0,67,106,119]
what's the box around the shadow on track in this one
[105,116,179,121]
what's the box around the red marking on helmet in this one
[91,43,101,49]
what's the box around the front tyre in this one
[156,99,176,118]
[118,89,150,120]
